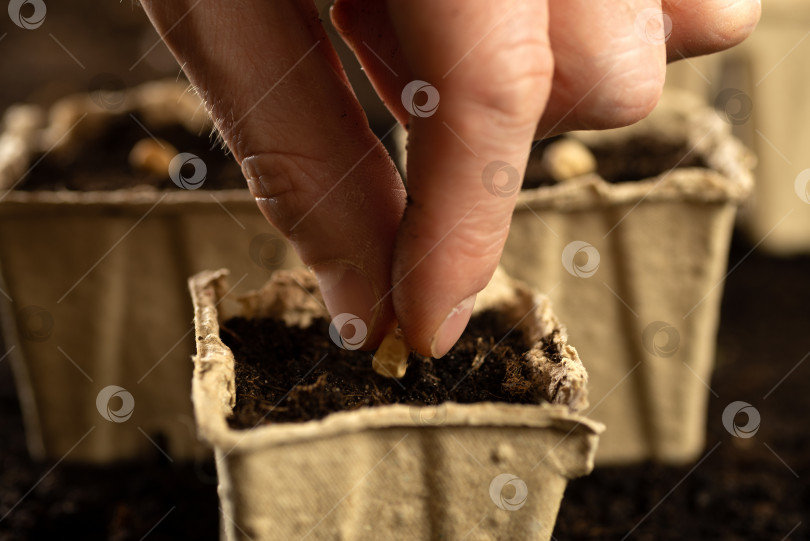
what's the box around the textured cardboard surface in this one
[0,81,301,462]
[189,268,602,541]
[502,91,753,464]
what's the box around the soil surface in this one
[16,113,244,191]
[0,231,808,540]
[222,310,553,428]
[588,136,708,183]
[0,362,219,541]
[13,115,705,193]
[522,136,709,190]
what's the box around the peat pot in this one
[189,267,603,541]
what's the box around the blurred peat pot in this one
[501,90,754,464]
[0,80,300,462]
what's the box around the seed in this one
[372,327,410,379]
[542,138,597,182]
[129,138,177,177]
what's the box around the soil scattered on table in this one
[220,310,559,428]
[17,113,244,191]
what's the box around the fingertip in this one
[313,261,395,351]
[329,0,356,36]
[666,0,761,59]
[429,293,477,358]
[381,0,546,357]
[391,193,506,358]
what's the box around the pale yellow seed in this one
[542,138,597,182]
[129,138,177,178]
[372,327,410,379]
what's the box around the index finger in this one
[384,0,552,356]
[141,0,405,349]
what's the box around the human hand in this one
[141,0,759,357]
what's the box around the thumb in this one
[141,0,405,349]
[384,0,552,357]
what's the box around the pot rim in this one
[0,187,255,211]
[189,268,604,455]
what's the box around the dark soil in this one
[221,310,553,428]
[590,136,709,183]
[16,112,245,191]
[12,106,705,194]
[522,136,709,190]
[0,356,219,541]
[0,231,808,540]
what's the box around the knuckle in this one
[243,150,325,235]
[438,210,509,287]
[400,200,508,294]
[594,80,663,129]
[460,41,554,124]
[451,227,506,274]
[575,56,665,129]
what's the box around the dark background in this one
[0,0,392,131]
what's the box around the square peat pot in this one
[501,91,754,464]
[0,80,300,462]
[189,267,603,540]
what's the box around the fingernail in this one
[312,262,380,346]
[430,294,477,359]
